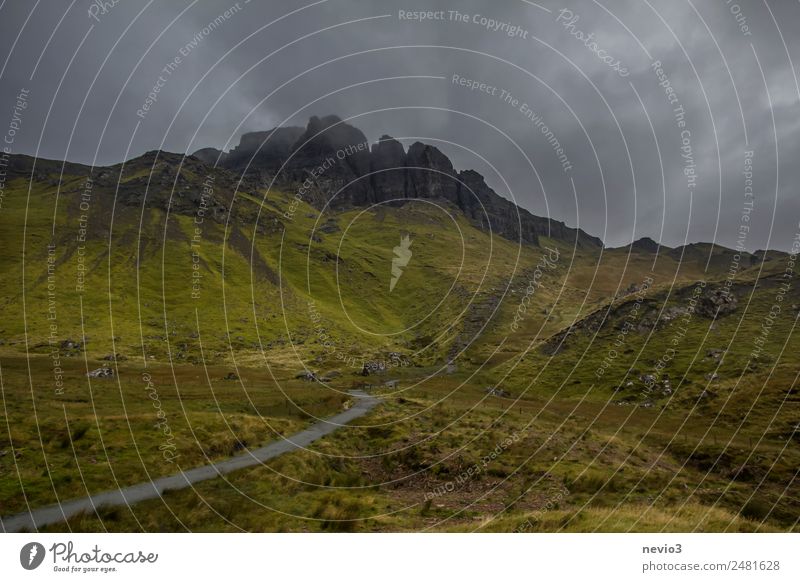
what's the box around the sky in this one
[1,0,799,251]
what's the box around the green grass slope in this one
[0,152,797,531]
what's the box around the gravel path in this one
[1,390,379,532]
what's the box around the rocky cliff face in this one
[225,126,305,174]
[371,135,407,202]
[193,115,602,248]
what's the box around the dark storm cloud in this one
[1,0,799,250]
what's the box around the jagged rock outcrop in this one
[698,288,739,318]
[227,126,304,171]
[406,142,460,204]
[192,147,227,165]
[370,135,407,202]
[286,115,373,206]
[198,115,602,249]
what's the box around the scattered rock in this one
[318,220,340,234]
[640,373,657,386]
[485,386,511,398]
[295,370,318,382]
[87,367,114,378]
[660,306,687,323]
[729,464,756,482]
[361,361,386,376]
[318,370,343,382]
[698,288,738,318]
[622,282,641,296]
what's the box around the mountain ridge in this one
[5,113,786,255]
[190,114,603,248]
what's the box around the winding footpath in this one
[1,390,379,532]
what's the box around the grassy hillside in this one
[1,152,797,531]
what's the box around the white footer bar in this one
[1,533,796,581]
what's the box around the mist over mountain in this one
[194,114,599,248]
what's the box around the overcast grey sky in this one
[1,0,799,250]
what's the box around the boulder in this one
[61,339,83,350]
[318,219,340,234]
[87,367,114,378]
[295,370,318,382]
[622,282,640,296]
[660,306,687,323]
[485,386,511,398]
[698,288,738,318]
[361,361,386,376]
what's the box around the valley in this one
[0,115,797,532]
